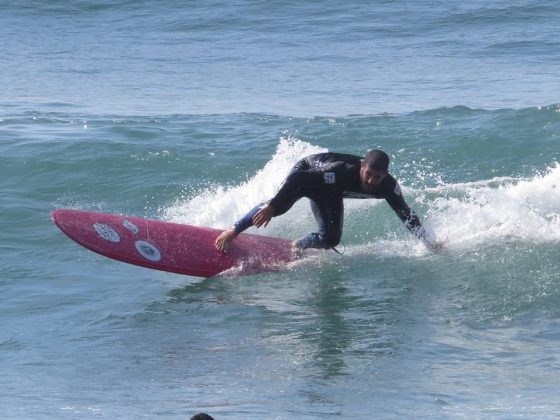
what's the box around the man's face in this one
[360,162,387,192]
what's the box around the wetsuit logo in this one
[324,172,336,184]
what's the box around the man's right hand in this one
[215,228,238,252]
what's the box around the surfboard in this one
[51,209,294,277]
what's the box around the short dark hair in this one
[191,414,214,420]
[364,149,389,171]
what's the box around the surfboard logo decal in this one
[123,219,140,235]
[94,223,121,243]
[135,240,161,262]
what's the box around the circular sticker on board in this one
[94,223,121,243]
[123,219,140,235]
[135,240,161,262]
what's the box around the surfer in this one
[215,149,441,253]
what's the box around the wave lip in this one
[162,136,327,231]
[162,134,560,254]
[426,164,560,248]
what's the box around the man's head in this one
[191,414,214,420]
[360,149,389,192]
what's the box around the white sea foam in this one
[163,139,560,254]
[162,136,326,231]
[424,163,560,248]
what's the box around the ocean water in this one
[2,1,560,418]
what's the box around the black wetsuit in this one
[234,152,426,249]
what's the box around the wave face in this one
[3,104,560,417]
[4,0,560,416]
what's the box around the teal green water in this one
[3,107,560,418]
[3,0,560,417]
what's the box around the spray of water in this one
[426,163,560,248]
[161,138,560,257]
[162,136,326,230]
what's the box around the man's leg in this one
[294,196,343,250]
[215,157,315,251]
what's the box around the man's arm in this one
[215,202,272,252]
[383,181,429,242]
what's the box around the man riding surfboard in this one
[216,149,441,253]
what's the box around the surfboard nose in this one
[51,208,66,226]
[52,209,76,227]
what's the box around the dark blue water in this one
[2,0,559,115]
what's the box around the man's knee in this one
[296,231,340,250]
[319,230,341,248]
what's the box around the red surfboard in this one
[52,209,294,277]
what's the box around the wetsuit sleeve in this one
[384,182,427,241]
[233,204,264,233]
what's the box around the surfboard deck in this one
[52,209,294,277]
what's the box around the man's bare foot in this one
[215,228,238,252]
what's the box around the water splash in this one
[162,138,560,254]
[424,163,560,248]
[161,136,326,230]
